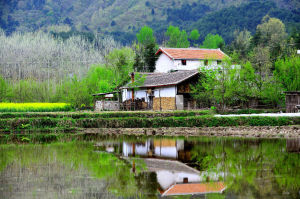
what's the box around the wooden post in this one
[159,89,161,111]
[131,73,135,111]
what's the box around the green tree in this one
[274,56,300,91]
[136,26,157,72]
[189,29,200,41]
[136,26,155,46]
[250,46,272,93]
[201,34,225,49]
[232,29,252,60]
[232,62,257,107]
[256,15,287,59]
[165,25,190,48]
[189,29,200,47]
[106,47,135,86]
[193,58,237,111]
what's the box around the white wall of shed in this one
[122,86,176,102]
[154,86,176,97]
[135,89,148,102]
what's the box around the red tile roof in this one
[156,48,226,60]
[162,182,226,196]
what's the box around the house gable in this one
[155,48,227,73]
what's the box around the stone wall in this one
[153,97,176,111]
[95,101,119,111]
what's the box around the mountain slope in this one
[0,0,299,44]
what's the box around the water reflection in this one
[286,138,300,153]
[95,137,300,198]
[0,136,300,199]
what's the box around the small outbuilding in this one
[92,91,121,111]
[285,91,300,113]
[121,70,199,111]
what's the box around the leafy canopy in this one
[165,25,190,48]
[201,34,225,49]
[274,56,300,91]
[189,29,200,41]
[136,26,156,45]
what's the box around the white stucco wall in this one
[155,53,175,73]
[175,59,219,70]
[123,89,148,102]
[153,86,176,97]
[122,86,176,102]
[155,53,221,72]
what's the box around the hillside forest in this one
[0,15,299,110]
[1,0,300,44]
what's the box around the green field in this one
[0,103,72,112]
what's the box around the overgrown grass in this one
[0,103,72,112]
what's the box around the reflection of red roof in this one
[156,48,226,60]
[162,182,226,196]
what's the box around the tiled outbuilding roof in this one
[156,47,226,60]
[121,70,199,89]
[162,182,226,196]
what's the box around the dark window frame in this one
[181,60,187,65]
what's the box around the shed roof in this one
[156,47,227,60]
[92,91,119,96]
[121,70,199,89]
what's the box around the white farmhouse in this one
[155,47,227,73]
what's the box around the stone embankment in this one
[84,126,300,138]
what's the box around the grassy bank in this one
[0,115,299,132]
[0,110,212,119]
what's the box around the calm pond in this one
[0,135,300,199]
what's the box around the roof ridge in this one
[160,47,222,51]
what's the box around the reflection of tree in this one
[0,142,155,198]
[189,138,300,198]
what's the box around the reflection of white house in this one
[122,139,184,159]
[144,158,226,197]
[155,47,227,73]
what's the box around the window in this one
[181,60,186,65]
[204,60,208,66]
[217,60,222,65]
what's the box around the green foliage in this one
[0,75,7,102]
[135,26,158,72]
[231,29,252,60]
[136,26,155,46]
[256,15,287,58]
[189,29,200,41]
[201,34,225,49]
[274,56,300,91]
[165,25,190,48]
